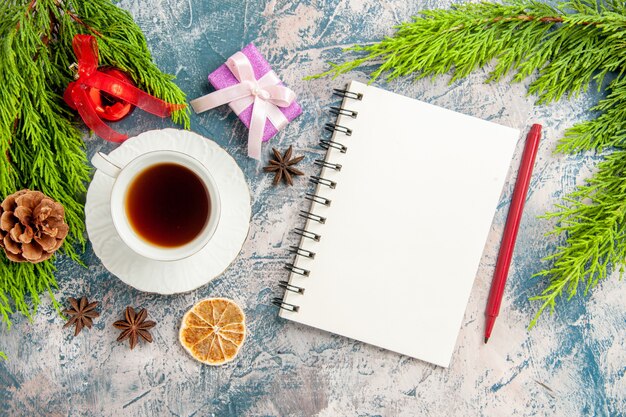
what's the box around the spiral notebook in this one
[274,81,519,367]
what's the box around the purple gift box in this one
[208,43,302,142]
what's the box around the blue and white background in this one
[1,0,625,415]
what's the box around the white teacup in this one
[92,150,221,261]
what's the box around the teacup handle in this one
[91,152,122,178]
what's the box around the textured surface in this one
[1,0,626,416]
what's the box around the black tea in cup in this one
[125,163,210,247]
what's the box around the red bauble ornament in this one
[63,35,184,143]
[86,67,134,122]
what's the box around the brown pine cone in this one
[0,190,69,263]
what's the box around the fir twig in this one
[310,0,626,325]
[0,0,190,356]
[530,148,626,327]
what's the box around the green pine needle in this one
[529,148,626,327]
[310,0,626,326]
[0,0,189,354]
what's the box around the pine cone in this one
[0,190,69,263]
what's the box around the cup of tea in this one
[91,150,221,261]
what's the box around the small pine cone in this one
[0,190,69,263]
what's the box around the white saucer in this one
[85,129,251,294]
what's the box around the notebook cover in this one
[280,81,519,367]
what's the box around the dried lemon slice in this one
[179,298,246,365]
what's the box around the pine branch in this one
[64,0,190,126]
[530,147,626,327]
[0,0,191,354]
[0,0,89,335]
[311,0,626,325]
[311,1,626,103]
[557,76,626,153]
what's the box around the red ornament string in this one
[63,34,184,142]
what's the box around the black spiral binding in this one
[273,85,361,313]
[325,123,352,136]
[314,159,342,171]
[284,263,310,276]
[294,227,321,241]
[320,139,347,153]
[305,193,331,206]
[330,106,358,118]
[299,210,326,224]
[271,297,299,312]
[333,88,363,100]
[278,280,305,294]
[288,246,316,259]
[309,176,336,189]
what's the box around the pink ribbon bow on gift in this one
[190,52,297,160]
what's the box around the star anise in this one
[263,146,304,186]
[113,306,156,349]
[63,296,100,336]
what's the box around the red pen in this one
[484,124,542,343]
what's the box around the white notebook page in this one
[280,81,519,367]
